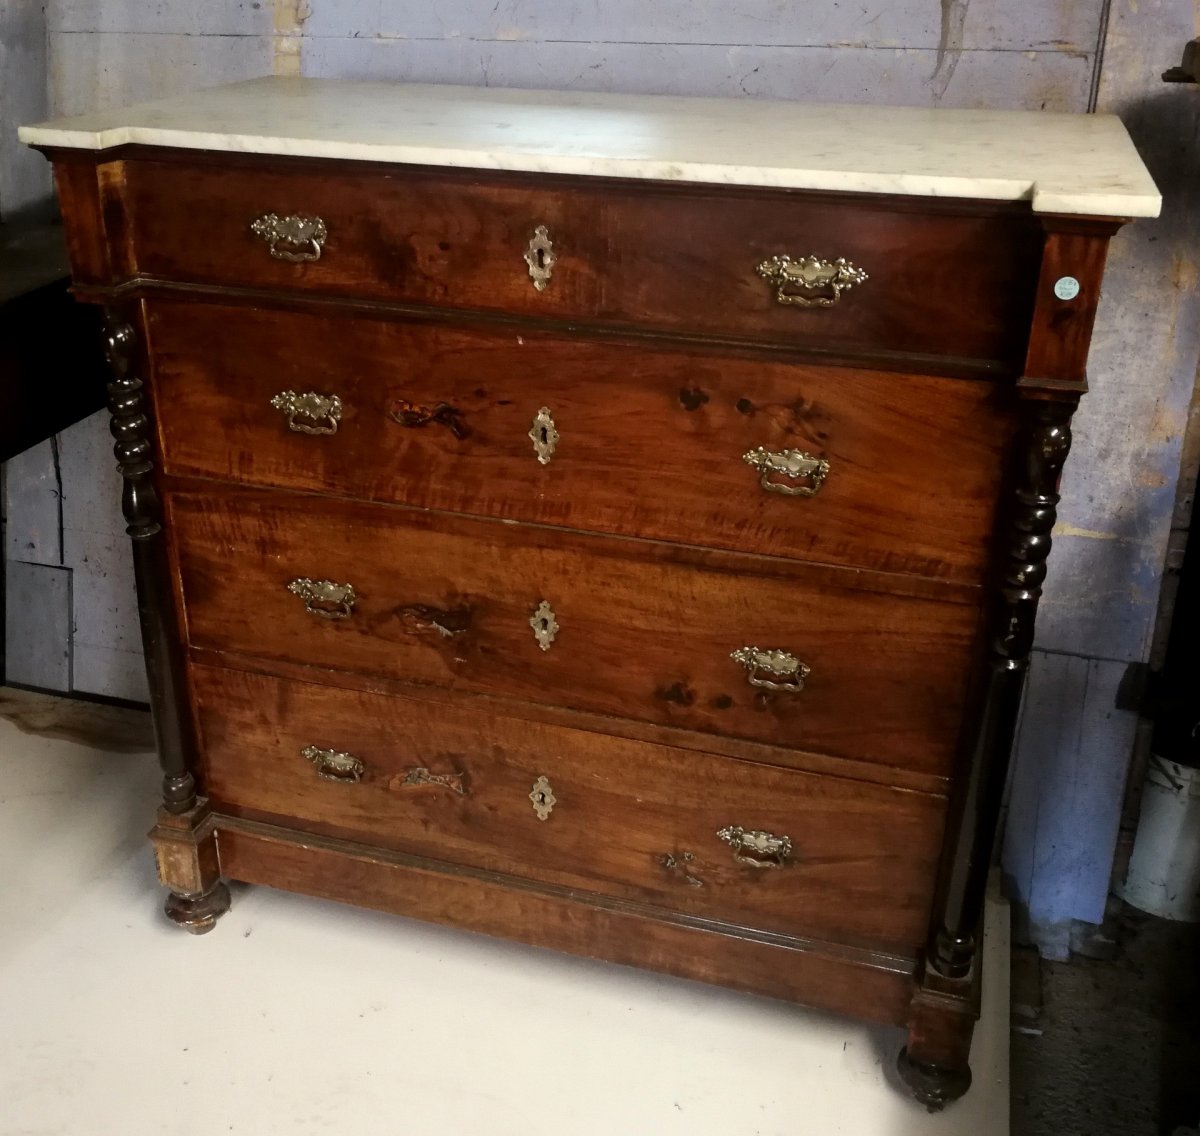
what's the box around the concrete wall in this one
[2,2,270,702]
[6,0,1198,954]
[1002,2,1200,958]
[0,0,52,220]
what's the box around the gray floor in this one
[1,686,1010,1135]
[1012,905,1200,1136]
[10,682,1200,1132]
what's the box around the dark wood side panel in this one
[1022,218,1121,386]
[215,816,919,1027]
[118,154,1041,368]
[169,484,983,777]
[144,298,1015,585]
[192,663,946,953]
[45,154,134,287]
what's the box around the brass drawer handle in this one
[743,447,829,497]
[251,213,328,262]
[717,825,793,869]
[389,399,469,439]
[730,646,810,693]
[302,745,364,784]
[524,225,557,291]
[287,577,357,620]
[271,390,342,435]
[756,254,867,307]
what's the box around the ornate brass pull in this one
[743,447,830,497]
[388,400,469,440]
[287,578,357,620]
[730,646,810,693]
[524,225,557,291]
[270,390,342,435]
[756,254,867,307]
[716,826,793,869]
[250,213,328,262]
[302,745,364,784]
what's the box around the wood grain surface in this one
[194,663,945,953]
[118,154,1040,366]
[169,483,982,776]
[145,297,1014,584]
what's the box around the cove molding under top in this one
[20,76,1161,218]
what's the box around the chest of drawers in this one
[23,78,1160,1108]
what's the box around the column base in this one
[164,881,231,935]
[897,1046,973,1111]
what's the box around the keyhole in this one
[535,247,545,269]
[538,426,549,445]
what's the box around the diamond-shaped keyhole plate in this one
[529,775,556,820]
[529,599,559,651]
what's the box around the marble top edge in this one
[19,76,1163,218]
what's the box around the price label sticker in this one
[1054,276,1081,301]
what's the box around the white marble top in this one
[21,77,1161,217]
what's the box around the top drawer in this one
[117,156,1041,368]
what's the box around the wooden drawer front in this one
[147,300,1011,585]
[193,663,945,953]
[172,487,979,777]
[123,158,1038,367]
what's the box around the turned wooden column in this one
[901,216,1124,1109]
[104,306,229,933]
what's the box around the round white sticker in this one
[1054,276,1081,301]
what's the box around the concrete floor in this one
[1012,903,1200,1136]
[0,685,1010,1135]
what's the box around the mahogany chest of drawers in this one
[23,78,1160,1108]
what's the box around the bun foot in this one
[163,882,231,934]
[896,1046,972,1111]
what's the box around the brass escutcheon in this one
[529,406,559,464]
[529,599,559,651]
[530,775,556,820]
[524,225,557,291]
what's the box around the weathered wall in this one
[6,0,1198,954]
[293,1,1099,107]
[0,0,52,220]
[1002,1,1200,958]
[3,3,270,701]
